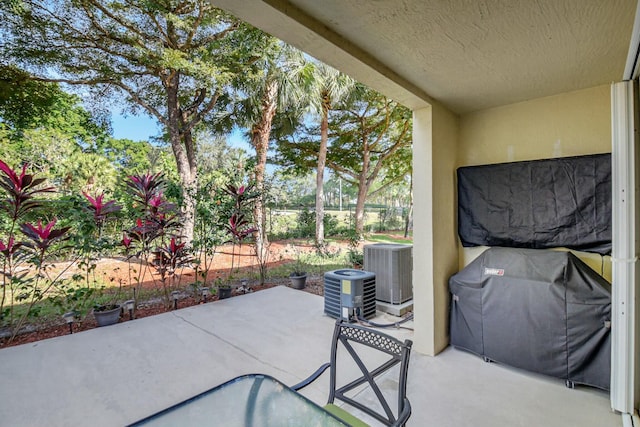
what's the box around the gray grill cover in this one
[449,247,611,390]
[457,153,611,254]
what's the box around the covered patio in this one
[1,2,637,424]
[212,1,640,424]
[0,287,619,426]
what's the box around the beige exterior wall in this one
[412,102,459,356]
[458,84,611,167]
[415,84,613,356]
[456,84,612,278]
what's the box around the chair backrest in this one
[327,319,413,427]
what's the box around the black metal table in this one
[127,373,350,426]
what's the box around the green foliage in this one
[326,84,412,181]
[267,242,347,279]
[0,66,107,143]
[290,208,340,239]
[376,207,404,232]
[192,179,227,287]
[47,285,96,320]
[267,171,316,208]
[0,160,73,339]
[278,83,412,233]
[366,233,413,244]
[345,229,364,266]
[346,249,364,267]
[1,0,280,244]
[0,67,156,197]
[296,208,316,238]
[275,83,412,234]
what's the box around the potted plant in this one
[217,282,233,299]
[288,244,307,290]
[346,230,364,269]
[82,191,123,327]
[290,270,307,290]
[347,248,364,269]
[93,302,121,327]
[216,278,233,299]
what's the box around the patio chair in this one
[292,319,413,427]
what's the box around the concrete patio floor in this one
[0,286,620,426]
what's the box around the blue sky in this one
[110,113,252,151]
[110,113,161,141]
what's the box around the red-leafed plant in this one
[0,160,54,222]
[79,191,122,312]
[0,159,73,341]
[13,218,71,336]
[123,173,189,308]
[222,183,259,279]
[154,236,192,305]
[82,191,122,234]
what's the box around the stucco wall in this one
[413,102,459,356]
[415,85,612,356]
[456,84,612,279]
[458,84,611,166]
[431,103,460,354]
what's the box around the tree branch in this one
[183,90,219,134]
[85,0,156,47]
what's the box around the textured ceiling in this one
[215,0,638,113]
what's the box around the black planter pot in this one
[218,286,232,299]
[93,304,121,327]
[289,273,307,290]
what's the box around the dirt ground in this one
[0,240,335,348]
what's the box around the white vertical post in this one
[610,81,639,416]
[412,106,435,355]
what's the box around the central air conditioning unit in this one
[364,243,413,304]
[324,269,376,321]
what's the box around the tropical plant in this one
[223,213,257,274]
[345,230,364,268]
[222,183,258,279]
[1,0,273,245]
[232,42,310,273]
[192,177,227,293]
[0,160,73,341]
[286,243,307,277]
[123,172,186,308]
[80,191,122,311]
[154,237,192,306]
[305,63,355,245]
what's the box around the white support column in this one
[610,81,639,417]
[412,106,434,355]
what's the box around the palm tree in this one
[2,0,273,246]
[305,63,354,245]
[233,42,309,282]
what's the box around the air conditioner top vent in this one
[332,269,368,277]
[368,243,412,250]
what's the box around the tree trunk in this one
[315,97,330,245]
[251,78,278,282]
[404,176,413,238]
[166,78,197,246]
[354,137,371,235]
[180,130,198,246]
[354,179,368,235]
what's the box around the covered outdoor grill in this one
[449,247,611,390]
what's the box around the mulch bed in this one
[0,274,325,349]
[0,237,361,349]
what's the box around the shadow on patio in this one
[0,286,618,426]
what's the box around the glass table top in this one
[128,373,350,427]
